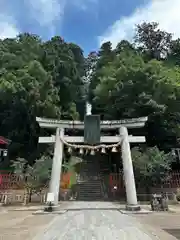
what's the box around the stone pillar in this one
[119,126,140,211]
[49,128,64,205]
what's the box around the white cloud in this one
[72,0,97,11]
[98,0,180,48]
[0,0,98,39]
[0,14,18,39]
[28,0,98,34]
[28,0,66,33]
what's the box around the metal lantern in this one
[112,147,117,153]
[101,147,106,154]
[68,147,72,153]
[3,149,7,156]
[90,149,95,155]
[172,149,176,157]
[79,148,84,155]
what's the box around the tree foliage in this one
[135,22,172,60]
[1,21,180,173]
[0,34,84,164]
[131,146,173,188]
[11,156,52,203]
[90,22,180,153]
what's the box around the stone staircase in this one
[76,156,105,201]
[98,154,111,199]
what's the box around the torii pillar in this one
[49,128,64,205]
[120,126,140,211]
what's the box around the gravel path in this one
[32,201,177,240]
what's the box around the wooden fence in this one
[110,171,180,188]
[0,172,23,190]
[1,171,180,192]
[0,172,73,190]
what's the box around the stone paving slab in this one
[135,211,180,239]
[0,202,179,239]
[119,208,152,214]
[6,201,71,211]
[60,201,123,210]
[0,210,55,240]
[32,201,177,240]
[33,209,67,215]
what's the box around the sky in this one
[1,0,180,55]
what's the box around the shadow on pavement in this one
[163,229,180,239]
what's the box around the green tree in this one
[0,60,60,162]
[131,146,173,191]
[1,21,180,172]
[98,41,115,67]
[11,156,52,204]
[135,22,172,60]
[83,51,98,104]
[0,33,85,165]
[168,39,180,66]
[42,36,83,120]
[115,40,135,55]
[92,41,180,150]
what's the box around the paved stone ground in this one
[32,201,177,239]
[135,211,180,239]
[0,210,55,240]
[0,202,179,239]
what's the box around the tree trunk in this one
[28,189,32,203]
[23,188,29,205]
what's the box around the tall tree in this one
[11,156,52,204]
[168,39,180,66]
[132,146,173,191]
[42,36,83,120]
[98,41,114,67]
[135,22,172,60]
[92,41,180,150]
[0,34,85,166]
[115,40,135,55]
[83,51,98,103]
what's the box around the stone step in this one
[77,184,102,187]
[78,188,102,192]
[76,158,107,200]
[78,190,102,194]
[78,184,102,188]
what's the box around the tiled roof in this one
[0,136,10,145]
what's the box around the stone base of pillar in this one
[126,204,141,211]
[44,202,60,212]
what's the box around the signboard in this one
[84,115,100,145]
[47,193,54,202]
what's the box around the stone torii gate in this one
[36,116,147,211]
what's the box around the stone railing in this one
[0,190,47,205]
